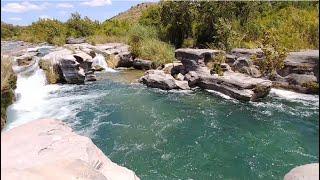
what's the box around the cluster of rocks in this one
[139,48,273,101]
[226,48,319,94]
[274,50,319,94]
[1,119,139,180]
[10,40,153,84]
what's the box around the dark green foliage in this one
[66,12,100,38]
[1,22,21,40]
[252,31,288,78]
[139,1,319,50]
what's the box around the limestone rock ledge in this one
[1,119,140,180]
[284,163,319,180]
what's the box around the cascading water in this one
[3,42,318,179]
[92,54,117,72]
[5,57,55,130]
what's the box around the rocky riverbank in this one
[1,119,140,180]
[3,40,318,100]
[1,40,318,180]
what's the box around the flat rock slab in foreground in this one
[284,163,319,180]
[1,119,140,180]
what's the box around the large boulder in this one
[285,73,317,86]
[1,119,140,180]
[271,50,319,94]
[277,50,319,79]
[93,43,130,57]
[66,37,86,44]
[198,71,272,101]
[175,48,224,71]
[59,55,85,84]
[273,73,318,94]
[139,70,190,90]
[184,71,200,87]
[230,48,264,59]
[115,52,134,68]
[132,59,153,70]
[231,57,262,78]
[160,62,185,75]
[284,163,319,180]
[15,54,36,67]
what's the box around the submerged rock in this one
[139,70,190,90]
[1,119,140,180]
[284,163,319,180]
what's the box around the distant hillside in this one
[109,2,157,22]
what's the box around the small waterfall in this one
[92,54,117,72]
[5,57,59,130]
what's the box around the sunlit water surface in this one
[4,42,319,179]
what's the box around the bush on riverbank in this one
[1,1,318,66]
[1,56,17,130]
[140,1,319,50]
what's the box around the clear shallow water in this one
[7,71,319,179]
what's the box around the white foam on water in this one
[205,89,233,100]
[270,88,319,107]
[92,54,117,72]
[5,62,65,130]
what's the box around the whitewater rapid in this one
[5,51,318,131]
[5,52,117,131]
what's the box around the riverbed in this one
[5,68,319,179]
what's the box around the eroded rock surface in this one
[284,163,319,180]
[1,119,140,180]
[139,70,190,90]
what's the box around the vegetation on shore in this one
[1,1,318,67]
[1,56,17,129]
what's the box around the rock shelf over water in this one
[1,119,140,180]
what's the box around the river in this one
[3,42,319,179]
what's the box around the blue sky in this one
[1,0,158,25]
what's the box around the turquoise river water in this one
[6,69,319,180]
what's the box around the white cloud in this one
[2,1,50,13]
[39,15,52,20]
[9,17,22,21]
[80,0,112,7]
[57,3,74,9]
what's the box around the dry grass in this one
[87,34,128,45]
[1,56,16,90]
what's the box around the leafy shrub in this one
[19,18,67,45]
[66,12,99,38]
[252,31,288,78]
[128,24,174,66]
[208,52,226,76]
